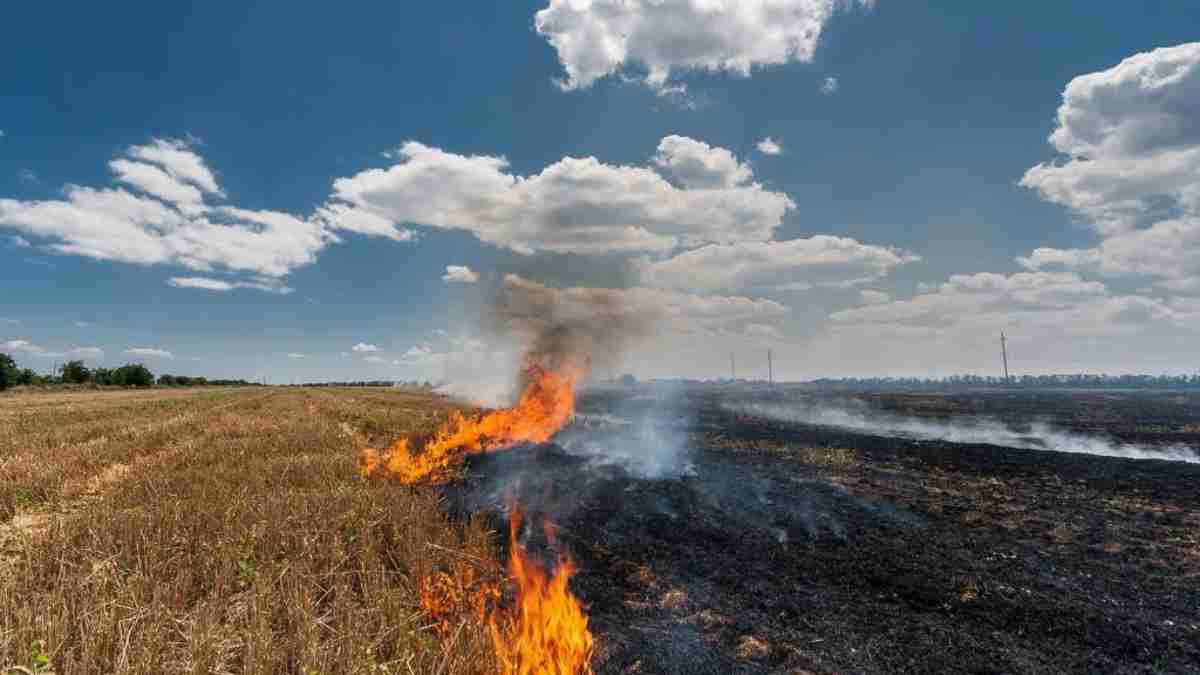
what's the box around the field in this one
[0,387,501,674]
[2,386,1199,674]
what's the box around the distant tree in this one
[0,353,15,390]
[16,368,37,386]
[61,360,92,384]
[92,368,114,386]
[113,363,154,387]
[157,374,177,386]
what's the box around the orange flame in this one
[361,360,584,485]
[489,504,594,675]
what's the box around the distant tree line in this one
[0,353,261,391]
[810,373,1200,390]
[292,380,437,389]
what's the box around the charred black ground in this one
[441,388,1200,674]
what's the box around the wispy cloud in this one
[124,347,174,359]
[2,339,43,354]
[2,339,102,359]
[167,276,293,294]
[820,76,838,95]
[442,265,479,283]
[9,236,31,248]
[756,137,783,155]
[352,342,380,353]
[287,353,307,359]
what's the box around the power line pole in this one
[1000,332,1010,384]
[767,349,773,385]
[730,353,736,381]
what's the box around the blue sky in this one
[3,1,1200,383]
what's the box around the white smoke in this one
[557,386,695,479]
[733,400,1200,464]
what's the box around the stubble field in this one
[0,387,499,674]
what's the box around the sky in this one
[3,1,1200,384]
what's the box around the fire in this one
[368,355,594,673]
[489,504,594,675]
[361,360,583,485]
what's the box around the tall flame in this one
[367,356,594,673]
[361,360,583,485]
[489,503,594,675]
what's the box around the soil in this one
[443,389,1200,674]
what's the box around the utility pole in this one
[1000,332,1010,384]
[730,353,736,381]
[768,349,773,385]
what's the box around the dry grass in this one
[0,387,500,674]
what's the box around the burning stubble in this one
[362,274,670,673]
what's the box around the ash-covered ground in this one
[443,386,1200,674]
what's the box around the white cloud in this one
[9,236,30,248]
[126,138,222,197]
[0,139,334,278]
[3,340,103,359]
[73,321,92,328]
[1018,217,1200,286]
[442,265,480,283]
[2,339,43,354]
[535,0,873,91]
[109,158,206,208]
[819,76,838,94]
[803,271,1200,375]
[287,353,307,359]
[637,236,919,292]
[1,318,20,325]
[313,202,415,242]
[1018,43,1200,292]
[756,137,783,155]
[351,342,380,353]
[124,347,174,359]
[653,135,752,188]
[363,355,388,364]
[832,272,1110,327]
[17,170,38,184]
[167,276,294,294]
[322,137,793,255]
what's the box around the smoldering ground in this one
[728,397,1200,464]
[437,389,926,673]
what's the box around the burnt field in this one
[4,386,1196,674]
[444,387,1200,674]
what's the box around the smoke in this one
[491,274,663,378]
[557,386,694,479]
[733,399,1200,464]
